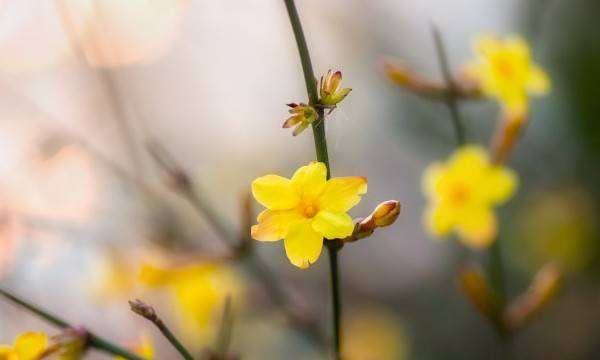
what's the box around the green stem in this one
[431,25,466,146]
[153,318,194,360]
[0,288,147,360]
[282,1,341,359]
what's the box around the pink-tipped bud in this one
[344,200,400,242]
[129,299,158,321]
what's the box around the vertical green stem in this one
[431,25,466,146]
[282,1,340,358]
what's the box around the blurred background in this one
[0,0,599,359]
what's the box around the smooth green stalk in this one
[431,25,466,146]
[153,318,194,360]
[282,1,341,359]
[0,288,146,360]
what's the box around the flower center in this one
[493,56,516,80]
[449,182,470,207]
[300,201,319,218]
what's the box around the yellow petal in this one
[312,210,354,239]
[291,162,327,198]
[139,263,176,287]
[284,221,324,269]
[251,209,304,242]
[424,203,455,237]
[319,177,367,212]
[456,207,498,248]
[422,163,444,199]
[252,175,299,210]
[482,167,518,204]
[526,65,551,95]
[14,332,48,360]
[473,34,501,57]
[0,346,15,360]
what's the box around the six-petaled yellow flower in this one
[464,34,550,116]
[0,332,49,360]
[423,146,517,247]
[251,161,367,268]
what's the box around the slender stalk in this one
[154,320,194,360]
[431,25,466,146]
[0,288,146,360]
[282,1,341,359]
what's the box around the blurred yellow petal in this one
[526,66,551,94]
[252,175,299,210]
[251,209,303,241]
[483,167,518,204]
[14,332,48,360]
[139,263,176,287]
[291,162,327,198]
[319,177,367,212]
[456,207,497,248]
[422,163,444,198]
[311,210,354,239]
[284,221,323,269]
[424,204,455,237]
[473,34,501,56]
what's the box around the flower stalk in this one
[282,0,341,358]
[129,299,194,360]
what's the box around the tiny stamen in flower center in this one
[301,202,319,218]
[450,183,470,206]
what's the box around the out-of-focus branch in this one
[383,60,482,101]
[0,288,147,360]
[431,25,467,146]
[129,299,194,360]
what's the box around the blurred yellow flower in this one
[343,307,409,360]
[251,161,367,268]
[319,70,352,106]
[0,332,49,360]
[465,34,550,115]
[423,146,517,247]
[115,335,154,360]
[139,262,239,342]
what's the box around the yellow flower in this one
[251,161,367,268]
[139,262,239,344]
[0,332,49,360]
[465,34,550,115]
[115,335,154,360]
[319,70,352,106]
[423,146,517,247]
[282,103,318,136]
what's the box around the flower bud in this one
[458,264,500,324]
[319,70,351,106]
[283,103,318,136]
[504,263,562,330]
[344,200,400,242]
[129,299,158,321]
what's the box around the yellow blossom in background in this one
[115,335,154,360]
[464,34,550,115]
[251,162,367,268]
[343,307,409,360]
[139,262,239,344]
[423,146,517,247]
[0,332,49,360]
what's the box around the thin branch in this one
[431,25,467,145]
[129,300,194,360]
[0,288,147,360]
